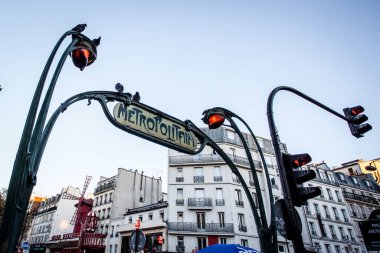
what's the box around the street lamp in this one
[267,86,372,253]
[0,24,100,253]
[202,107,277,253]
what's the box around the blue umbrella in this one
[196,244,261,253]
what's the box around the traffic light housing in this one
[343,105,372,138]
[282,153,321,207]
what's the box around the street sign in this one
[113,103,198,152]
[129,230,146,253]
[274,199,302,240]
[21,242,29,250]
[359,219,380,250]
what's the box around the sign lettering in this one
[113,103,197,152]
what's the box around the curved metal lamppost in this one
[267,86,371,253]
[201,107,277,253]
[0,24,100,253]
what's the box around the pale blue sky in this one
[1,1,379,196]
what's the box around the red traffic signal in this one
[289,153,312,168]
[157,235,164,245]
[282,153,320,207]
[206,114,225,129]
[343,105,372,138]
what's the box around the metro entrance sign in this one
[359,209,380,251]
[113,102,198,153]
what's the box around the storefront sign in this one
[51,233,80,241]
[113,103,197,152]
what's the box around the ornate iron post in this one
[0,24,99,253]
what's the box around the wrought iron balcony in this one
[169,154,263,169]
[214,176,223,182]
[249,181,254,186]
[176,177,184,182]
[235,200,244,207]
[343,192,379,204]
[168,222,234,233]
[176,245,185,253]
[215,199,225,206]
[238,225,247,232]
[94,181,116,194]
[188,198,212,209]
[176,199,184,206]
[193,176,204,183]
[232,177,241,184]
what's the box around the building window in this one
[177,212,183,222]
[128,217,132,224]
[338,227,345,240]
[238,213,246,232]
[95,197,99,206]
[160,211,164,221]
[218,212,225,228]
[197,237,207,250]
[335,190,342,202]
[327,188,333,200]
[194,167,204,183]
[216,188,224,205]
[241,239,248,247]
[252,192,258,208]
[177,188,183,201]
[177,236,184,246]
[235,189,244,206]
[341,209,348,222]
[139,215,143,222]
[335,245,341,253]
[323,205,330,219]
[314,203,320,215]
[105,193,108,203]
[226,130,235,140]
[197,212,206,229]
[314,242,321,253]
[332,207,339,220]
[148,213,153,220]
[278,245,285,253]
[109,192,113,202]
[329,225,337,239]
[325,244,331,253]
[100,196,103,205]
[214,166,222,181]
[309,222,317,236]
[220,238,227,244]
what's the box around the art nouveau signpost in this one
[113,102,198,152]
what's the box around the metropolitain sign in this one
[113,103,198,152]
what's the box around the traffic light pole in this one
[266,86,365,253]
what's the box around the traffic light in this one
[282,153,321,207]
[343,105,372,138]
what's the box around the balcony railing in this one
[193,176,204,183]
[343,192,379,204]
[249,181,254,186]
[235,200,244,207]
[168,222,234,233]
[214,176,223,182]
[215,199,225,206]
[176,199,184,206]
[169,154,263,169]
[94,181,116,193]
[238,225,247,232]
[176,177,184,182]
[176,245,185,253]
[188,198,212,209]
[232,177,241,184]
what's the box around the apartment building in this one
[334,171,380,252]
[167,127,289,253]
[299,163,362,253]
[92,168,163,252]
[28,186,80,251]
[117,200,168,253]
